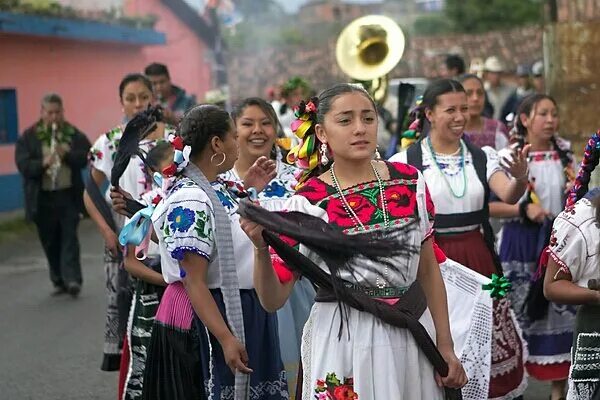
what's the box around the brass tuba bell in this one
[335,15,405,104]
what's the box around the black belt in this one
[435,210,485,229]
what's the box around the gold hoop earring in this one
[210,152,227,167]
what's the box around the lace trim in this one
[301,310,315,398]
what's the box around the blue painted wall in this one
[0,173,23,212]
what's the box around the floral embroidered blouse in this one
[89,124,176,202]
[152,176,260,288]
[548,189,600,287]
[273,162,436,287]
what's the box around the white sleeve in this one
[482,146,503,181]
[388,150,407,163]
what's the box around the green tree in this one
[445,0,543,33]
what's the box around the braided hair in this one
[179,105,231,159]
[566,132,600,208]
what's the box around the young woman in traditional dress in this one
[390,79,530,399]
[545,133,600,400]
[492,94,576,400]
[459,74,509,151]
[84,74,175,372]
[224,97,315,397]
[142,104,288,399]
[241,83,467,399]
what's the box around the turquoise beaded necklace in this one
[427,137,467,198]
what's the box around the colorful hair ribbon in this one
[565,131,600,208]
[286,98,320,187]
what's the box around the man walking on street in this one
[15,93,91,297]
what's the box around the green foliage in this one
[444,0,543,33]
[0,0,158,29]
[413,13,455,36]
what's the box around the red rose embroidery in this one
[388,161,418,178]
[298,178,330,203]
[382,185,416,218]
[334,386,358,399]
[327,194,376,227]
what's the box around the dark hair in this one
[232,97,283,160]
[458,73,484,87]
[316,83,375,125]
[144,63,170,78]
[41,93,63,108]
[145,141,173,172]
[445,54,466,75]
[119,73,153,99]
[179,105,232,158]
[411,79,465,134]
[513,93,572,169]
[296,83,376,183]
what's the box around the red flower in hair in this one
[162,163,177,177]
[171,136,184,151]
[305,101,317,114]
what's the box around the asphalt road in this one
[0,219,552,399]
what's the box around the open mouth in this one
[248,138,268,146]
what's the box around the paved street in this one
[0,219,552,399]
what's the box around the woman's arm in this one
[489,201,519,218]
[544,258,600,305]
[84,167,120,256]
[488,172,528,205]
[123,245,166,286]
[417,239,467,389]
[240,217,295,312]
[180,252,252,374]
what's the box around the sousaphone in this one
[336,15,405,104]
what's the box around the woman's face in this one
[315,92,378,162]
[426,91,469,143]
[121,80,153,119]
[521,98,559,142]
[215,119,239,174]
[235,105,277,161]
[462,78,485,118]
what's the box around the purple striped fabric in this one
[155,282,194,330]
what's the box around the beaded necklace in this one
[330,161,391,288]
[427,137,467,198]
[329,161,389,231]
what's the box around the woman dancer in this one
[492,94,575,400]
[225,97,315,397]
[391,79,529,399]
[142,104,288,399]
[545,132,600,400]
[84,73,174,371]
[241,83,467,399]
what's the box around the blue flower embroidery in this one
[167,206,195,232]
[216,188,236,211]
[263,181,287,198]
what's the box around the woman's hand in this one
[436,344,468,389]
[526,203,550,223]
[501,144,531,181]
[239,217,267,250]
[110,186,134,217]
[244,156,277,193]
[220,335,253,374]
[102,227,121,258]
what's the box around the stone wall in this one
[227,25,543,100]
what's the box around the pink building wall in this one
[0,33,152,176]
[1,0,213,188]
[125,0,214,102]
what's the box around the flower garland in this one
[565,131,600,208]
[35,120,75,146]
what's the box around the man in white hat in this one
[483,56,516,120]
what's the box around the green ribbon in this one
[482,273,511,299]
